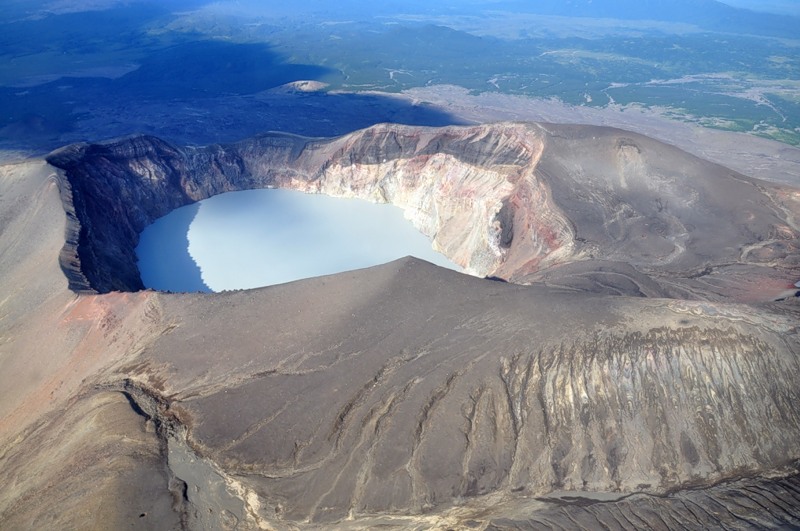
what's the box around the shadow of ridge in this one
[137,202,211,293]
[221,90,473,140]
[0,44,469,153]
[114,40,336,99]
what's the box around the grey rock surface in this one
[0,122,799,529]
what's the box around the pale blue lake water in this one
[136,188,462,292]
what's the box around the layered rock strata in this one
[48,122,800,300]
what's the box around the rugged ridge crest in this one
[48,122,799,301]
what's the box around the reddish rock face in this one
[48,122,799,302]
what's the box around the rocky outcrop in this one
[48,122,800,299]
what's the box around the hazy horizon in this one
[12,0,800,17]
[717,0,800,15]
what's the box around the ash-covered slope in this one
[2,253,799,528]
[1,123,799,529]
[126,259,800,526]
[48,122,800,301]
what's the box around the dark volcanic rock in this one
[49,136,193,292]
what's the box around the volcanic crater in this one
[1,122,799,529]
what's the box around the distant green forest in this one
[266,23,800,144]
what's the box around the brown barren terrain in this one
[0,122,799,529]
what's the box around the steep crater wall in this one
[48,124,554,293]
[47,122,800,298]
